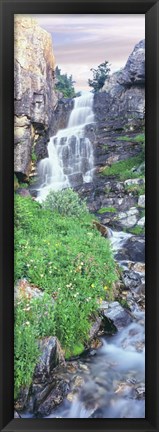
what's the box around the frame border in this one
[0,1,159,431]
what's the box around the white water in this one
[37,93,94,201]
[47,319,145,419]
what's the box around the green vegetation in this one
[101,154,144,181]
[88,61,111,92]
[14,189,117,397]
[42,188,88,217]
[116,133,145,143]
[127,225,144,235]
[55,66,76,98]
[97,207,116,214]
[31,150,37,163]
[124,183,145,196]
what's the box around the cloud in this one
[30,14,145,91]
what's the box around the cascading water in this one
[37,92,94,201]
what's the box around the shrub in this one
[42,188,88,218]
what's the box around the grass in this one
[101,154,144,181]
[14,190,118,398]
[124,183,145,196]
[127,226,144,235]
[97,207,116,214]
[116,133,145,143]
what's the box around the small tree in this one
[55,66,76,98]
[88,61,111,92]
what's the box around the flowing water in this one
[37,92,94,201]
[45,230,145,419]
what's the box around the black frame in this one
[0,0,159,431]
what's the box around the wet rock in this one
[34,337,65,383]
[14,387,30,411]
[89,316,102,340]
[100,301,133,330]
[116,237,145,263]
[68,172,83,187]
[135,386,145,399]
[122,270,142,290]
[36,381,69,417]
[138,195,145,207]
[116,207,139,228]
[129,262,145,274]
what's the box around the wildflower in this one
[26,264,30,267]
[104,286,108,290]
[25,321,30,326]
[40,274,44,278]
[91,283,95,288]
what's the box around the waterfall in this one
[37,92,94,201]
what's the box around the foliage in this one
[124,183,145,196]
[101,154,144,181]
[97,207,116,214]
[14,191,117,395]
[116,134,145,143]
[88,61,111,92]
[14,293,56,399]
[128,225,144,235]
[31,150,37,163]
[55,66,76,98]
[42,188,88,217]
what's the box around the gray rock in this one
[14,16,57,178]
[137,217,145,227]
[116,207,139,228]
[123,270,142,290]
[124,178,145,187]
[100,301,133,330]
[68,172,83,187]
[34,337,65,383]
[116,236,145,262]
[138,195,145,208]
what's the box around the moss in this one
[65,343,85,359]
[97,207,116,214]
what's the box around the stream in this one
[43,230,145,418]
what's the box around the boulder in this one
[34,337,65,383]
[138,195,145,208]
[115,236,145,263]
[100,301,133,330]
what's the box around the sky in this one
[32,14,145,92]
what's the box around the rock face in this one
[93,40,145,143]
[14,16,57,179]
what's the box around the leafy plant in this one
[42,188,88,218]
[55,66,76,98]
[88,61,111,92]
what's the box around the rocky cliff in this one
[14,16,57,180]
[94,40,145,131]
